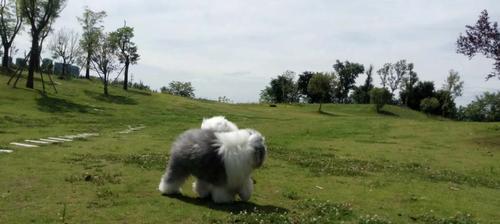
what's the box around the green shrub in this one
[420,97,440,114]
[369,88,391,112]
[457,91,500,122]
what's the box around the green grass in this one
[0,71,499,223]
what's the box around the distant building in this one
[54,63,80,78]
[15,58,26,68]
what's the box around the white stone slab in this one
[0,149,13,153]
[10,142,39,148]
[80,133,99,137]
[39,138,61,143]
[25,140,51,144]
[48,137,72,142]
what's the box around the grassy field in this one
[0,71,499,223]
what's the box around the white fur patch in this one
[201,116,238,132]
[214,129,261,189]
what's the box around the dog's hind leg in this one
[238,177,254,202]
[211,187,234,203]
[192,179,212,198]
[158,166,189,195]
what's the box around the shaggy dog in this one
[158,127,267,203]
[200,116,238,132]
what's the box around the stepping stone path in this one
[3,133,100,153]
[118,125,146,134]
[10,142,39,148]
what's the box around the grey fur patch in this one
[165,129,227,186]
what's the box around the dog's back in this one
[169,129,227,185]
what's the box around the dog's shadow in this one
[163,194,288,214]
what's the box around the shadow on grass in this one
[377,110,399,117]
[84,90,138,105]
[318,110,339,117]
[127,89,152,96]
[37,95,93,113]
[164,194,289,214]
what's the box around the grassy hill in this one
[0,72,499,223]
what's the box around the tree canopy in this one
[457,10,500,80]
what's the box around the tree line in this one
[260,60,464,117]
[260,9,500,122]
[1,0,140,96]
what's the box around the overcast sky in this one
[14,0,500,104]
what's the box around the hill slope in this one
[1,72,499,223]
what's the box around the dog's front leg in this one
[238,177,254,202]
[211,187,234,203]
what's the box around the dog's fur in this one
[158,128,266,203]
[200,116,238,132]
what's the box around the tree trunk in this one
[104,82,108,95]
[103,71,109,95]
[123,59,130,90]
[318,102,323,112]
[2,45,10,68]
[61,59,66,78]
[85,51,91,79]
[26,35,40,89]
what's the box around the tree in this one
[91,33,119,95]
[400,63,419,107]
[440,69,464,116]
[49,28,81,78]
[420,97,440,114]
[352,65,374,104]
[389,60,408,97]
[297,71,315,102]
[457,91,500,122]
[307,73,334,112]
[406,81,435,111]
[0,0,22,69]
[377,63,392,89]
[18,0,66,89]
[435,90,457,118]
[333,60,364,103]
[161,81,195,98]
[77,7,106,79]
[259,87,273,103]
[370,87,391,113]
[457,10,500,80]
[109,25,139,90]
[260,71,299,103]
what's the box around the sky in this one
[13,0,500,104]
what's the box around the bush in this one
[457,91,500,122]
[370,88,392,112]
[420,97,440,114]
[161,81,195,98]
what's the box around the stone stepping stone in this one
[39,138,62,143]
[25,140,51,144]
[118,126,146,134]
[10,142,39,148]
[0,149,13,153]
[48,137,72,142]
[66,133,99,138]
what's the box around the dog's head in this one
[246,129,267,168]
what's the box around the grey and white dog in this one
[158,116,267,203]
